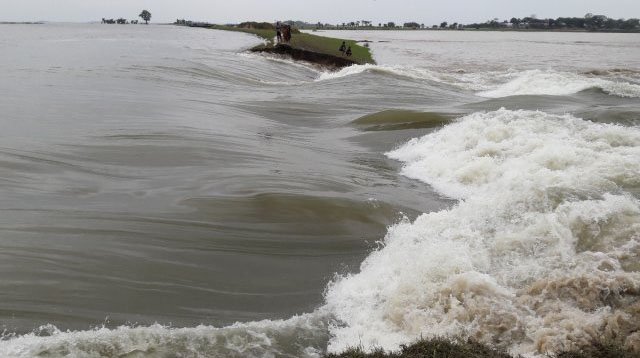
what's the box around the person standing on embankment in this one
[276,21,282,43]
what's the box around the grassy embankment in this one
[210,24,374,65]
[326,338,640,358]
[210,24,278,45]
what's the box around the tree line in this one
[465,14,639,31]
[304,14,639,31]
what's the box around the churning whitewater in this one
[326,109,640,355]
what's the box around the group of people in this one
[276,22,292,43]
[339,41,353,57]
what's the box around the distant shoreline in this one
[0,22,44,25]
[310,27,640,33]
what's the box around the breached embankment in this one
[251,44,359,70]
[207,24,375,69]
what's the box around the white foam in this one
[324,109,640,355]
[0,313,329,358]
[313,64,514,93]
[315,64,441,83]
[314,65,640,99]
[478,69,640,98]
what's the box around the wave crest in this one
[478,69,640,98]
[315,64,442,82]
[315,65,640,99]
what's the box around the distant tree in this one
[403,22,420,29]
[622,18,640,30]
[602,18,614,29]
[449,22,458,29]
[387,22,395,28]
[139,10,151,24]
[440,21,448,28]
[586,15,607,29]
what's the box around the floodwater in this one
[0,24,639,357]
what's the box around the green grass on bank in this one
[289,32,374,64]
[210,25,276,45]
[326,339,640,358]
[209,25,374,65]
[326,339,512,358]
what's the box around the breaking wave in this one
[315,64,442,83]
[315,65,640,98]
[324,109,640,355]
[478,69,640,98]
[0,313,330,358]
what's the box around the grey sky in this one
[1,0,639,24]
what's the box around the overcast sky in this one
[1,0,639,24]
